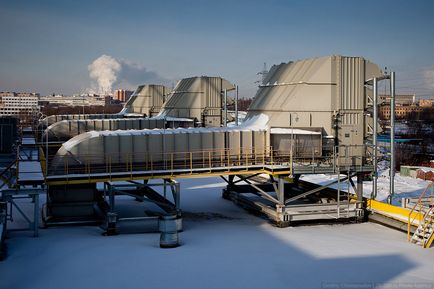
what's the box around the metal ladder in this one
[410,205,434,248]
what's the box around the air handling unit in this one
[42,55,387,227]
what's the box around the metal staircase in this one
[410,206,434,248]
[408,183,434,248]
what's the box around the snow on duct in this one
[43,77,234,142]
[49,56,383,175]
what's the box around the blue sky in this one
[1,0,434,97]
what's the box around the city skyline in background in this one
[1,0,434,98]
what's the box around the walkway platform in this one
[45,164,374,186]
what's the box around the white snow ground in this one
[301,161,433,205]
[1,177,433,289]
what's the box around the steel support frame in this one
[103,179,181,234]
[366,72,395,201]
[222,173,362,226]
[1,189,43,237]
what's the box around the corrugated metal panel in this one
[340,56,363,111]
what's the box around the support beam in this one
[285,175,352,205]
[243,178,280,204]
[232,173,261,184]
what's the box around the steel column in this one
[33,193,39,237]
[224,89,228,127]
[109,185,115,212]
[235,85,239,126]
[372,77,378,199]
[389,72,396,204]
[357,172,363,204]
[277,177,285,204]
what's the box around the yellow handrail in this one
[50,144,370,180]
[408,183,434,241]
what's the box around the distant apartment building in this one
[0,91,39,116]
[379,104,423,119]
[379,95,433,120]
[113,89,133,103]
[379,94,415,105]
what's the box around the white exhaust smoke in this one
[88,55,121,95]
[88,54,167,95]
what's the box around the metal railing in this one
[49,146,275,177]
[407,183,434,241]
[44,144,373,180]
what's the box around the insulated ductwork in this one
[49,115,269,174]
[44,118,168,143]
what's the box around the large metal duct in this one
[157,76,235,127]
[120,84,172,116]
[246,55,381,140]
[44,118,166,143]
[245,55,383,164]
[49,117,270,175]
[41,113,125,128]
[49,56,383,174]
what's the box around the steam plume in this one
[88,54,167,94]
[88,55,121,94]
